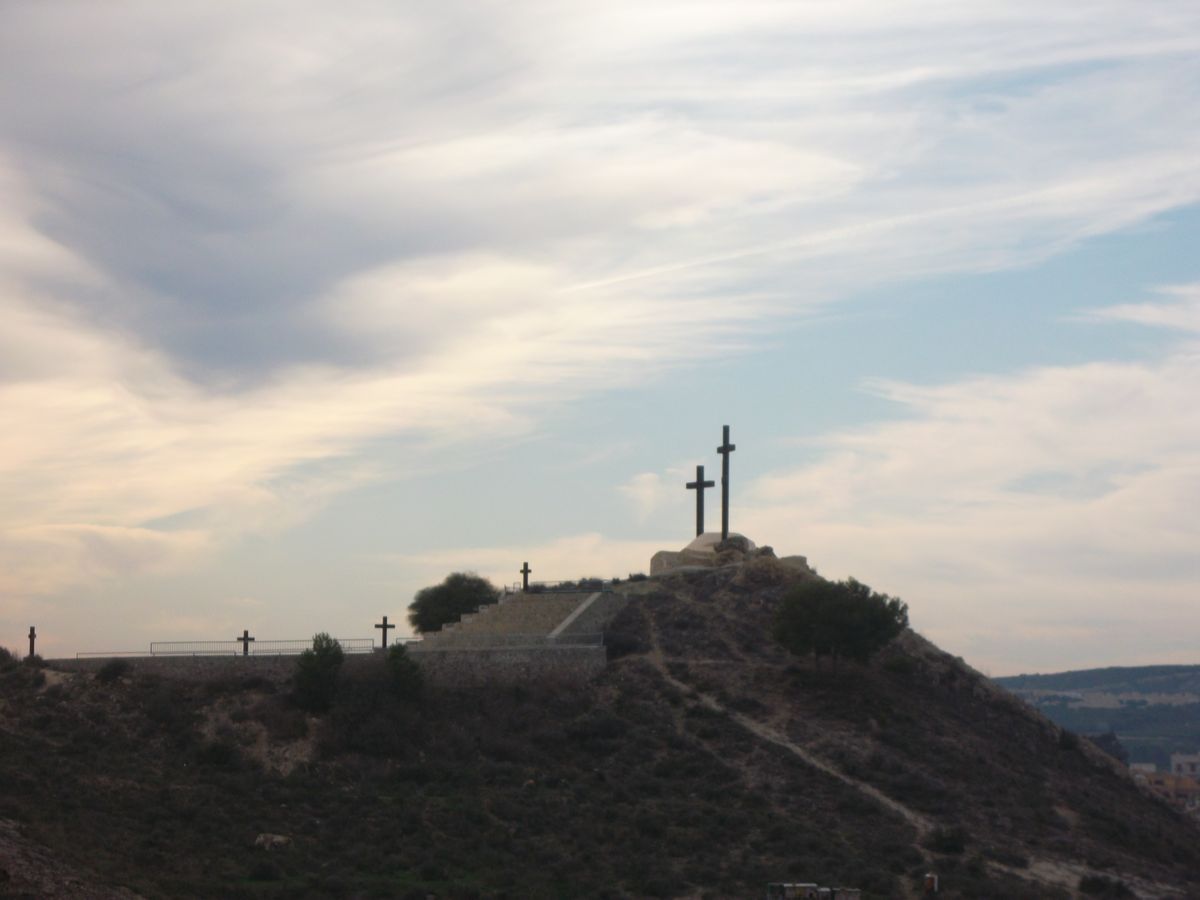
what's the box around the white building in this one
[1171,753,1200,778]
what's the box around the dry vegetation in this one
[1,565,1198,898]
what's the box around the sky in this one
[1,1,1198,675]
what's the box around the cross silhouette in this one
[375,615,395,648]
[28,626,36,659]
[520,561,532,591]
[237,629,255,656]
[686,464,715,537]
[717,425,736,540]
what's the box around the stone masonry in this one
[405,589,620,686]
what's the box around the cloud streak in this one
[1,2,1199,660]
[744,285,1200,673]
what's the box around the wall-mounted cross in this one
[28,626,36,660]
[520,561,532,591]
[685,464,715,537]
[375,615,395,648]
[237,629,255,657]
[717,424,736,540]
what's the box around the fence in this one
[76,638,377,659]
[509,581,615,594]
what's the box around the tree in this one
[408,572,499,634]
[773,577,908,667]
[294,632,345,712]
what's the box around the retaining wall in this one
[406,645,606,687]
[50,643,607,688]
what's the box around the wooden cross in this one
[686,464,715,537]
[237,629,255,656]
[520,561,531,591]
[27,626,36,659]
[717,424,736,540]
[375,615,394,648]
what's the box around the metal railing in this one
[149,638,375,656]
[76,638,376,659]
[510,580,615,594]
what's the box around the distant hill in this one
[997,665,1200,695]
[995,666,1200,769]
[3,562,1199,898]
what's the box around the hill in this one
[995,667,1200,768]
[2,559,1199,898]
[997,666,1200,696]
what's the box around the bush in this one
[1085,731,1129,764]
[1079,874,1134,897]
[923,825,969,854]
[0,646,17,672]
[293,633,345,712]
[774,577,908,666]
[408,572,499,634]
[387,644,423,701]
[96,659,131,684]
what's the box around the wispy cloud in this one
[2,1,1199,639]
[744,284,1200,673]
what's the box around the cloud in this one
[743,286,1200,673]
[2,1,1200,638]
[1090,283,1200,334]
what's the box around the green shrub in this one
[387,643,423,700]
[195,738,241,769]
[293,632,345,712]
[882,656,916,677]
[408,572,499,633]
[1058,729,1080,751]
[0,646,17,671]
[774,577,908,666]
[96,658,131,684]
[923,825,969,854]
[1079,874,1134,897]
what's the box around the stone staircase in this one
[406,589,629,686]
[415,591,598,649]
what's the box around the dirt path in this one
[639,611,1186,900]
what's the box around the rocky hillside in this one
[2,557,1198,898]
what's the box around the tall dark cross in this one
[520,561,531,591]
[717,424,736,540]
[27,626,36,659]
[375,615,395,649]
[237,629,255,657]
[685,464,715,536]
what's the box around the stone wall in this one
[406,645,606,687]
[49,643,608,689]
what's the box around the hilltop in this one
[2,558,1199,898]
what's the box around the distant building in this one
[1170,752,1200,778]
[1133,767,1200,817]
[1130,762,1157,775]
